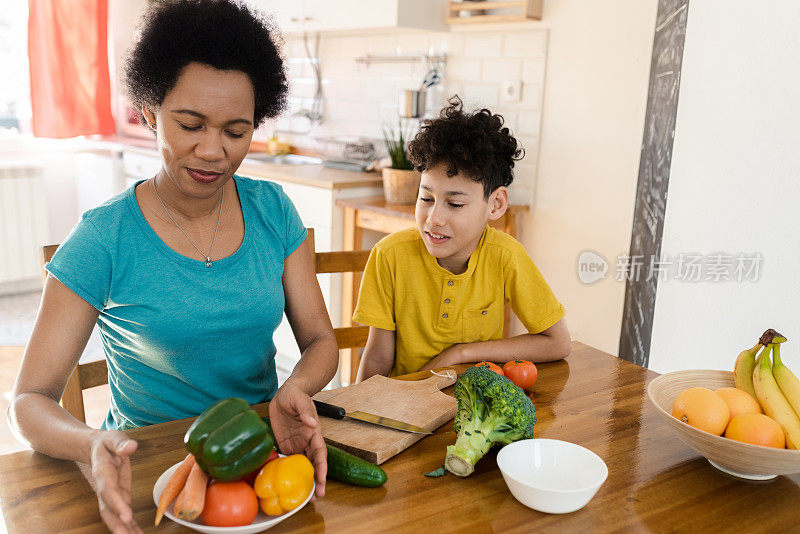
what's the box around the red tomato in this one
[201,480,259,527]
[503,359,538,390]
[474,361,504,376]
[241,450,280,485]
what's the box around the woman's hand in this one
[88,431,142,533]
[269,381,327,498]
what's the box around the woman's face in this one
[142,62,255,199]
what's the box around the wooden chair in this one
[39,228,371,424]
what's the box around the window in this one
[0,0,31,133]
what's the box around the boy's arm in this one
[419,318,572,370]
[355,326,397,382]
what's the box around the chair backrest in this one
[40,228,371,424]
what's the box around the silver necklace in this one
[152,178,224,267]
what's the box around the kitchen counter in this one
[237,160,382,190]
[118,143,382,190]
[2,342,799,533]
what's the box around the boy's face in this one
[415,163,508,274]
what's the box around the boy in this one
[354,97,571,380]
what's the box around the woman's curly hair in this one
[408,96,524,197]
[122,0,288,128]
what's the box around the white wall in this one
[529,1,658,354]
[649,1,800,373]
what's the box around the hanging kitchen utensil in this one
[419,68,441,90]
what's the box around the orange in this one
[715,387,762,418]
[725,413,785,448]
[672,387,730,435]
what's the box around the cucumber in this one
[261,416,387,487]
[326,444,387,487]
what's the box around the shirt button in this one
[447,281,454,286]
[482,310,488,315]
[444,298,450,304]
[442,313,448,318]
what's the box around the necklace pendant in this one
[205,257,212,268]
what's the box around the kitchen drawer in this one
[122,151,161,181]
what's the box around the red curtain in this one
[28,0,115,138]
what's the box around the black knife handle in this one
[313,400,346,419]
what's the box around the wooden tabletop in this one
[2,342,800,533]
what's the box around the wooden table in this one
[3,342,799,533]
[335,196,530,384]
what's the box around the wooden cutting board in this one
[312,369,458,464]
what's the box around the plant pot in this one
[382,168,421,205]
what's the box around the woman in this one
[8,1,337,532]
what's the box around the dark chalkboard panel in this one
[618,0,689,367]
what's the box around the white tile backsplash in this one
[459,82,500,108]
[522,57,547,83]
[517,110,543,136]
[447,58,482,82]
[480,58,523,82]
[463,33,504,58]
[262,28,548,206]
[503,32,548,57]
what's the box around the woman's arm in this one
[420,318,572,371]
[8,275,141,533]
[355,327,396,382]
[271,238,339,498]
[280,237,339,396]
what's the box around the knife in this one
[313,399,432,434]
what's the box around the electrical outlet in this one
[502,80,522,103]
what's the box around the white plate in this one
[152,456,314,533]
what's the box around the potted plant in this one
[381,121,421,204]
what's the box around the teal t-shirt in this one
[46,176,307,430]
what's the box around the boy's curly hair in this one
[407,96,524,197]
[122,0,288,128]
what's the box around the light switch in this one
[502,80,522,103]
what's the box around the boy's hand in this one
[420,345,465,371]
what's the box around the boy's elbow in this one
[556,330,572,361]
[560,339,572,360]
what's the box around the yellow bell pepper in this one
[253,454,315,516]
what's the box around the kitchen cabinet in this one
[74,152,126,215]
[121,149,161,188]
[252,0,445,34]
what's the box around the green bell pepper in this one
[184,397,275,481]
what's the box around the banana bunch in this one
[734,329,800,449]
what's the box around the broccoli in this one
[445,366,536,476]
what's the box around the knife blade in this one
[313,399,432,434]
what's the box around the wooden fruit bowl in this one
[647,369,800,480]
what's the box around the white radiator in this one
[0,161,48,295]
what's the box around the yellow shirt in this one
[353,226,565,376]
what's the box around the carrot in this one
[173,460,209,521]
[155,453,196,526]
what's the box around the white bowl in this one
[152,457,314,533]
[496,439,608,514]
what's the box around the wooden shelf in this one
[446,0,542,24]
